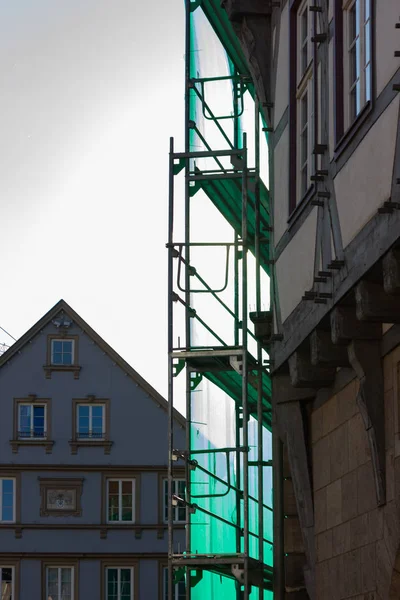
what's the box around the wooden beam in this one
[383,248,400,294]
[356,280,400,322]
[331,306,381,344]
[289,349,335,388]
[347,340,386,506]
[310,329,349,367]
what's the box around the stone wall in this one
[311,347,400,599]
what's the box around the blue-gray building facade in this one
[0,300,185,600]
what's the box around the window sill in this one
[43,364,81,379]
[288,184,316,229]
[10,439,54,454]
[69,439,113,455]
[333,101,372,162]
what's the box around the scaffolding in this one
[168,2,274,598]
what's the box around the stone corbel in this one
[347,339,386,506]
[274,374,316,600]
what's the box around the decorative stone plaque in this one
[39,478,83,517]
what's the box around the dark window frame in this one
[289,0,316,215]
[333,0,375,154]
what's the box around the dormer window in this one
[51,339,74,365]
[45,335,80,379]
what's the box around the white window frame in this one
[105,567,134,600]
[163,479,186,524]
[18,402,47,440]
[0,478,15,524]
[76,403,105,440]
[0,566,15,599]
[46,566,74,600]
[163,566,186,600]
[106,479,135,524]
[50,339,75,365]
[296,0,314,204]
[343,0,372,128]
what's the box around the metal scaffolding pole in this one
[168,3,275,598]
[168,136,175,600]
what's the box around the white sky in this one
[0,0,185,397]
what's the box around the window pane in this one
[122,481,132,495]
[78,406,89,437]
[108,481,119,494]
[78,406,89,418]
[122,494,132,508]
[107,568,118,600]
[61,568,71,583]
[60,568,72,600]
[19,405,31,436]
[92,406,103,418]
[365,64,371,103]
[19,405,31,418]
[78,417,89,436]
[108,495,119,521]
[33,406,45,436]
[1,569,12,583]
[364,19,371,65]
[177,480,186,497]
[34,406,44,418]
[52,352,63,364]
[53,341,63,353]
[120,568,131,594]
[178,578,186,600]
[47,567,59,598]
[301,7,308,74]
[62,341,72,352]
[92,417,103,436]
[121,507,133,521]
[63,352,73,366]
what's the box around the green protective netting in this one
[185,1,274,597]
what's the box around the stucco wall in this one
[334,96,399,250]
[276,207,317,322]
[273,126,289,245]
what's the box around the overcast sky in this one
[0,0,185,397]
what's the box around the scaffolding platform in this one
[199,172,270,272]
[171,346,255,373]
[171,553,273,591]
[172,346,272,427]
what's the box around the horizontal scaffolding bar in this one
[189,173,243,181]
[173,149,243,159]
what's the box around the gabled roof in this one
[0,299,185,428]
